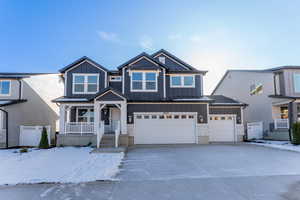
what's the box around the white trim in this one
[170,74,195,88]
[95,90,126,101]
[153,52,190,70]
[130,71,158,92]
[163,68,166,98]
[65,60,107,74]
[122,68,125,94]
[75,107,94,123]
[109,76,122,82]
[64,74,67,96]
[72,73,99,94]
[105,72,107,88]
[128,56,159,67]
[200,74,203,96]
[0,80,11,96]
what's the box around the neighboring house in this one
[212,66,300,140]
[53,49,246,147]
[0,73,64,147]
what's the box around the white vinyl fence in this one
[247,122,263,140]
[20,126,51,147]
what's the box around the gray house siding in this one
[278,72,285,96]
[96,91,124,101]
[0,79,21,100]
[3,74,63,147]
[209,107,241,124]
[166,75,202,99]
[154,56,187,71]
[127,103,208,124]
[124,69,164,101]
[65,61,107,98]
[109,81,122,92]
[282,69,300,97]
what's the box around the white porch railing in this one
[65,122,95,135]
[105,120,121,133]
[274,118,289,129]
[97,121,105,148]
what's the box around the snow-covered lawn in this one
[0,147,124,185]
[250,140,300,153]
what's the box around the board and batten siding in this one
[124,69,164,101]
[65,61,107,98]
[127,103,208,124]
[166,74,202,99]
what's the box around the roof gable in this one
[59,56,109,73]
[151,49,206,74]
[117,52,168,70]
[91,87,126,101]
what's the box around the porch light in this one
[198,115,203,122]
[237,116,241,123]
[128,116,132,123]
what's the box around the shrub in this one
[292,122,300,145]
[39,127,49,149]
[20,148,28,153]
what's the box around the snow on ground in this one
[250,140,300,152]
[0,147,124,185]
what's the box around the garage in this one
[19,125,51,147]
[133,113,197,144]
[209,115,235,142]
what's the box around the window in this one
[158,56,165,64]
[294,73,300,93]
[280,107,288,119]
[170,75,195,87]
[73,74,98,94]
[0,80,10,95]
[131,71,157,92]
[250,83,263,95]
[77,108,94,122]
[109,76,122,82]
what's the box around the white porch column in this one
[59,104,66,134]
[120,101,127,135]
[66,106,71,123]
[94,102,100,135]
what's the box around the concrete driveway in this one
[1,144,300,200]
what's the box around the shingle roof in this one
[206,95,247,106]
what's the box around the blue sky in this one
[1,0,300,93]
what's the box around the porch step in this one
[100,135,116,147]
[91,147,127,153]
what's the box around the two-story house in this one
[0,73,63,148]
[53,49,246,147]
[212,66,300,141]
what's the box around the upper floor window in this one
[131,71,158,92]
[0,80,10,95]
[250,83,263,95]
[170,75,195,88]
[294,73,300,93]
[72,74,99,94]
[109,76,122,82]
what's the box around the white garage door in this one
[20,126,51,147]
[134,113,197,144]
[209,115,235,142]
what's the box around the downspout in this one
[0,108,8,148]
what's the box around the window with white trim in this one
[170,75,195,87]
[0,80,10,95]
[294,73,300,93]
[76,108,94,122]
[73,74,99,94]
[131,71,158,92]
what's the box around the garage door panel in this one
[134,113,196,144]
[209,116,235,142]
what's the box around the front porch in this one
[58,100,127,148]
